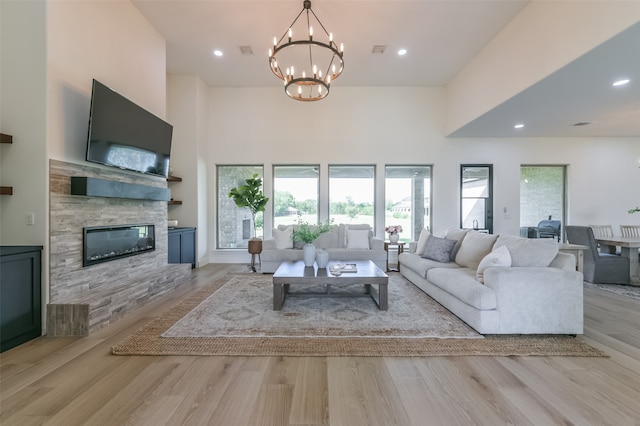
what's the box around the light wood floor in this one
[2,263,640,425]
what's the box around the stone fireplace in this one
[48,160,191,335]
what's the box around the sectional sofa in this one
[261,223,387,273]
[399,228,584,335]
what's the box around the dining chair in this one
[589,225,614,238]
[620,225,640,238]
[565,226,629,284]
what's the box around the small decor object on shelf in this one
[629,206,640,214]
[386,225,403,243]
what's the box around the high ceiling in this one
[132,0,640,137]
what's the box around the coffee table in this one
[272,260,389,310]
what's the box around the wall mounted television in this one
[86,79,173,178]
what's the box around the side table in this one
[384,241,405,272]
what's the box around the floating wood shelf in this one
[0,133,12,144]
[168,200,183,205]
[167,176,182,182]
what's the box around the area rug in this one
[111,273,605,357]
[584,282,640,300]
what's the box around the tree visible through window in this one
[273,165,319,227]
[329,165,375,228]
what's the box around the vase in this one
[389,233,399,243]
[316,249,329,268]
[303,243,316,267]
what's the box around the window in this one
[329,165,375,227]
[217,165,264,249]
[520,165,566,236]
[385,165,432,242]
[460,164,493,233]
[273,165,319,227]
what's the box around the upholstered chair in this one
[565,226,629,285]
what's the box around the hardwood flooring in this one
[2,264,640,425]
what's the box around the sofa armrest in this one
[262,237,277,250]
[484,267,583,333]
[370,237,384,250]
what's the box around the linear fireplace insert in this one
[83,224,155,266]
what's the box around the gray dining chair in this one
[565,226,629,284]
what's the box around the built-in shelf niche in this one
[167,175,182,205]
[1,133,14,195]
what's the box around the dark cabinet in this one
[168,227,196,268]
[1,246,43,352]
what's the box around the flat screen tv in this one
[86,79,173,178]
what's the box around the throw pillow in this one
[454,231,499,270]
[476,245,512,284]
[421,235,457,263]
[273,226,293,249]
[415,228,431,255]
[494,234,559,267]
[346,229,370,249]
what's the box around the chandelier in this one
[268,0,344,101]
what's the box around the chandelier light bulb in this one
[340,43,344,52]
[330,32,333,42]
[309,26,313,40]
[268,48,272,57]
[302,71,306,78]
[288,28,292,41]
[273,37,277,47]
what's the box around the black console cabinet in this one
[1,246,43,352]
[168,227,196,268]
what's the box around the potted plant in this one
[228,174,269,258]
[293,219,333,267]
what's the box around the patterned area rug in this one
[584,282,640,300]
[111,273,605,357]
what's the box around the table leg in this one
[622,247,640,285]
[273,283,285,310]
[379,283,388,311]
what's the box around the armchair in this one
[565,226,629,284]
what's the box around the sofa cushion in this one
[401,252,461,278]
[455,231,499,270]
[314,230,340,249]
[415,228,431,255]
[347,229,370,249]
[494,234,559,267]
[444,228,469,260]
[476,245,511,284]
[426,267,497,310]
[273,226,293,249]
[338,224,372,248]
[422,236,457,263]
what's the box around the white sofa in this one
[261,223,387,273]
[399,228,584,335]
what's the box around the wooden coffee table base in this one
[272,260,388,311]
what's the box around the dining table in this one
[595,236,640,286]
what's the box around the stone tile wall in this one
[48,160,191,335]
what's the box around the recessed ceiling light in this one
[398,48,407,56]
[612,79,630,87]
[514,123,524,129]
[213,49,223,57]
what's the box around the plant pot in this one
[316,249,329,268]
[248,239,263,254]
[303,243,316,267]
[389,233,399,243]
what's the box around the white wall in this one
[200,85,640,264]
[0,0,47,247]
[446,1,640,134]
[167,74,210,266]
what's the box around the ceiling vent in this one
[239,45,253,55]
[371,45,387,54]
